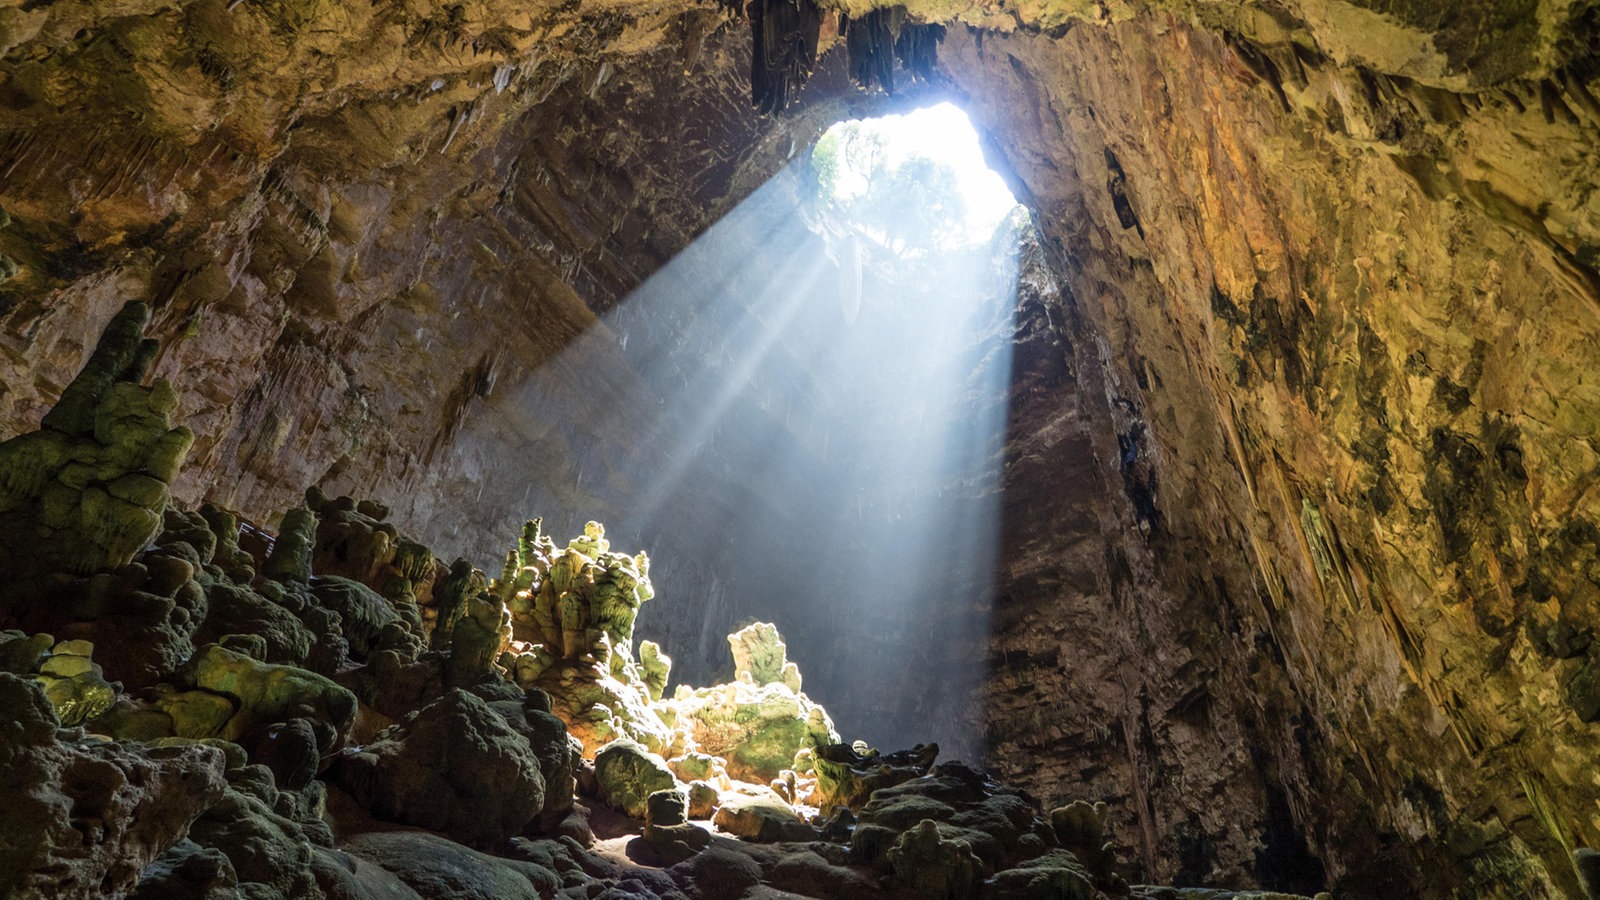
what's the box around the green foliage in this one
[811,116,995,257]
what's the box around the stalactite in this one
[893,20,945,84]
[749,0,821,115]
[844,7,905,95]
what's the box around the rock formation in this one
[0,310,1342,897]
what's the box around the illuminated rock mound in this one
[0,305,1334,899]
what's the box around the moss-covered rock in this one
[813,740,939,811]
[1050,800,1117,884]
[885,818,983,899]
[127,838,240,899]
[334,688,546,847]
[191,582,316,666]
[149,685,239,739]
[711,791,816,843]
[182,782,321,898]
[687,780,721,820]
[199,504,256,584]
[728,621,802,692]
[660,623,838,783]
[447,589,512,687]
[0,674,228,897]
[644,787,711,863]
[185,644,355,751]
[594,738,678,818]
[309,575,408,661]
[342,831,564,898]
[639,639,671,702]
[989,849,1097,899]
[492,521,676,754]
[262,507,317,585]
[0,302,193,581]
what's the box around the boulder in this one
[813,740,938,811]
[191,582,316,666]
[334,688,545,846]
[989,849,1095,900]
[309,575,406,661]
[341,831,562,899]
[0,674,228,897]
[127,839,239,900]
[186,644,356,752]
[31,637,117,726]
[252,717,322,791]
[593,738,678,818]
[183,784,320,898]
[643,788,711,863]
[668,846,762,898]
[711,791,816,843]
[687,781,721,820]
[487,691,577,830]
[885,819,983,900]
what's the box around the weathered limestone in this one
[0,0,1592,893]
[0,302,191,581]
[593,738,678,819]
[0,674,229,897]
[334,688,546,847]
[659,622,840,783]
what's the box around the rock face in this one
[942,11,1600,895]
[335,688,546,847]
[3,0,1599,896]
[0,673,229,897]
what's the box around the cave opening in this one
[502,100,1029,760]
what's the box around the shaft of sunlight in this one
[500,103,1025,761]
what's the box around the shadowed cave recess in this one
[2,0,1600,898]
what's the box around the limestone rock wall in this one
[947,9,1600,895]
[0,0,807,545]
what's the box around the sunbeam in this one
[502,103,1025,761]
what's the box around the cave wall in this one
[4,0,1600,895]
[946,9,1600,895]
[0,0,810,541]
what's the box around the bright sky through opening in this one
[815,101,1020,246]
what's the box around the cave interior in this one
[2,0,1600,897]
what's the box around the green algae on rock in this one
[0,301,193,581]
[594,737,679,818]
[186,643,356,750]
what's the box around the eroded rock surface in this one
[0,673,228,898]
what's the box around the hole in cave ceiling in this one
[810,101,1023,256]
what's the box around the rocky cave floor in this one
[0,315,1356,900]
